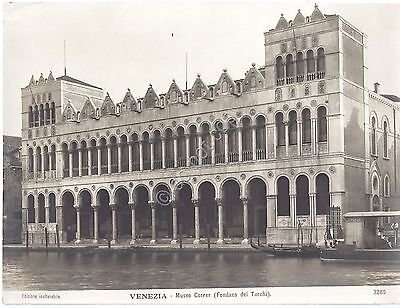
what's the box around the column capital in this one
[91,204,100,210]
[148,201,156,209]
[128,202,136,209]
[192,199,199,207]
[240,197,248,205]
[73,204,79,210]
[110,203,118,210]
[216,198,223,207]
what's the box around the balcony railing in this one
[143,161,151,170]
[242,150,253,161]
[121,163,129,172]
[101,165,108,174]
[276,78,285,86]
[256,148,266,160]
[91,166,98,175]
[202,156,211,165]
[306,72,316,81]
[215,153,224,164]
[166,159,174,168]
[153,160,162,169]
[177,158,186,167]
[111,163,118,173]
[132,162,140,171]
[317,71,325,79]
[286,76,294,84]
[82,167,88,176]
[228,152,239,163]
[63,168,69,177]
[296,75,305,82]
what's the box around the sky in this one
[3,0,400,137]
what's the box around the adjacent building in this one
[20,5,400,246]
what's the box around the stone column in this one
[224,132,229,163]
[185,134,190,166]
[290,194,296,227]
[129,202,136,245]
[117,144,122,173]
[197,134,202,166]
[33,153,37,178]
[297,121,302,156]
[56,204,63,243]
[171,201,178,245]
[161,138,166,169]
[128,143,133,172]
[41,151,45,178]
[210,133,215,164]
[193,199,200,245]
[173,136,178,168]
[69,151,73,177]
[252,126,257,160]
[266,195,277,228]
[309,193,316,227]
[264,124,268,158]
[311,118,317,155]
[241,197,249,244]
[78,149,82,177]
[45,195,50,224]
[139,141,143,171]
[238,127,243,162]
[92,204,99,244]
[48,152,53,174]
[150,140,154,170]
[216,198,224,244]
[285,122,289,157]
[74,205,81,244]
[34,203,39,224]
[97,147,101,175]
[107,145,111,174]
[43,109,47,125]
[87,147,92,176]
[110,203,118,244]
[149,201,157,244]
[273,124,277,158]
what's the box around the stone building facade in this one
[3,135,22,244]
[20,5,400,246]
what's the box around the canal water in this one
[3,249,400,290]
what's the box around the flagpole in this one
[64,40,67,76]
[185,52,188,90]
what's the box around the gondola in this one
[272,244,321,258]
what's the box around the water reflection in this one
[3,249,400,290]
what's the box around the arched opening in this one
[165,129,174,168]
[36,147,42,177]
[317,48,325,78]
[214,121,225,164]
[317,106,327,142]
[62,143,69,177]
[247,178,267,237]
[276,112,285,146]
[154,184,173,239]
[37,194,45,223]
[51,102,56,124]
[96,189,111,240]
[120,135,129,172]
[81,140,88,176]
[384,175,390,197]
[39,104,44,126]
[43,146,49,172]
[110,136,118,173]
[198,181,217,238]
[50,145,56,170]
[222,180,242,238]
[176,183,194,237]
[302,108,311,144]
[177,126,186,167]
[316,173,330,215]
[383,121,388,158]
[71,142,78,177]
[131,133,140,171]
[45,103,50,125]
[241,117,252,161]
[100,138,107,174]
[189,125,198,165]
[201,123,211,165]
[286,54,294,83]
[28,148,34,176]
[115,187,130,240]
[256,115,266,159]
[276,56,284,85]
[34,105,39,127]
[90,139,98,175]
[79,190,93,239]
[153,130,162,169]
[62,191,76,242]
[27,195,35,223]
[288,110,297,145]
[296,52,305,82]
[134,186,151,238]
[48,193,56,223]
[227,119,239,162]
[371,117,377,155]
[277,176,290,216]
[306,50,315,80]
[372,195,380,211]
[296,176,310,216]
[28,106,34,128]
[142,132,151,170]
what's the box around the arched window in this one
[241,117,252,161]
[34,105,39,127]
[71,142,78,177]
[50,144,56,171]
[306,50,315,80]
[27,195,35,223]
[100,138,108,174]
[201,123,211,165]
[317,106,327,142]
[288,110,297,145]
[142,132,151,170]
[384,175,390,197]
[256,115,266,159]
[45,103,50,125]
[80,141,88,176]
[28,148,34,175]
[276,56,284,85]
[153,130,162,169]
[51,102,56,124]
[286,54,294,84]
[296,52,305,82]
[120,135,129,172]
[43,145,49,172]
[109,136,117,173]
[227,119,239,162]
[275,112,285,146]
[214,121,225,164]
[177,127,186,167]
[296,175,310,216]
[317,48,325,78]
[39,104,44,126]
[131,133,140,171]
[164,129,174,168]
[316,173,330,215]
[189,125,198,165]
[302,108,311,144]
[36,147,42,176]
[90,139,98,175]
[28,106,34,128]
[62,143,69,177]
[383,121,388,158]
[277,176,290,216]
[371,116,377,155]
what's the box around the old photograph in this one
[2,0,400,305]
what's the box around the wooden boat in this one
[320,211,400,262]
[272,244,321,258]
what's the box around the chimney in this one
[374,82,380,94]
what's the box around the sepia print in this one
[2,0,400,305]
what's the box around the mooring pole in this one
[44,227,48,251]
[55,224,60,250]
[25,230,29,248]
